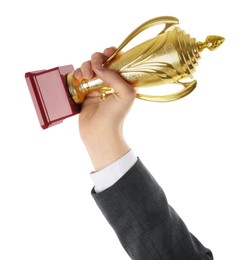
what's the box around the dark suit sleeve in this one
[91,158,213,260]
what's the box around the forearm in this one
[82,129,130,172]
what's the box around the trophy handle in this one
[104,16,179,65]
[136,80,197,102]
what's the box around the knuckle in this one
[91,52,102,60]
[81,60,90,70]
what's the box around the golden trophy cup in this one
[25,16,224,129]
[67,16,224,103]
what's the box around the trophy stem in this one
[67,72,106,104]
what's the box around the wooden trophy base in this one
[25,65,81,129]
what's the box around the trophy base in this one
[25,65,81,129]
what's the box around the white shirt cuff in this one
[90,150,137,193]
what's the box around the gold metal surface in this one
[67,16,224,103]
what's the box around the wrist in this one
[82,130,130,172]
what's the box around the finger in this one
[85,90,102,98]
[74,68,83,80]
[91,52,106,70]
[80,60,94,80]
[104,47,123,62]
[103,46,117,57]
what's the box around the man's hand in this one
[75,47,136,171]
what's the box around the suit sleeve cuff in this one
[90,150,137,193]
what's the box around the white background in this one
[0,1,248,259]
